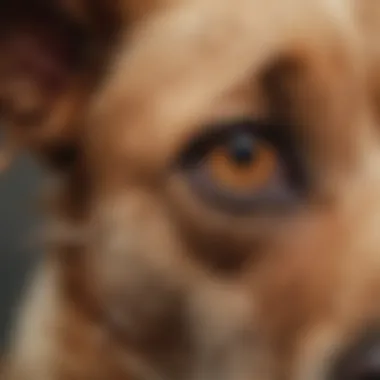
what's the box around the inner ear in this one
[0,0,92,98]
[0,0,119,170]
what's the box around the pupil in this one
[227,133,257,165]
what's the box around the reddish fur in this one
[1,1,380,380]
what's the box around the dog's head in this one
[2,1,380,380]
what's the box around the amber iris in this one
[207,132,277,191]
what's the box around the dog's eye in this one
[178,118,305,214]
[205,132,277,192]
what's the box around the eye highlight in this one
[177,118,306,215]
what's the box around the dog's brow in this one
[87,0,358,168]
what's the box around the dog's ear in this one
[0,0,120,171]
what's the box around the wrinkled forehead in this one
[86,0,361,170]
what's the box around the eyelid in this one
[177,117,271,167]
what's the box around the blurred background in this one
[0,155,43,350]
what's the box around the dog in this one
[1,0,380,379]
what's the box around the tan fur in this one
[1,0,380,379]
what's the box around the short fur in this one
[1,1,380,379]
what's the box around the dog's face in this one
[2,1,380,380]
